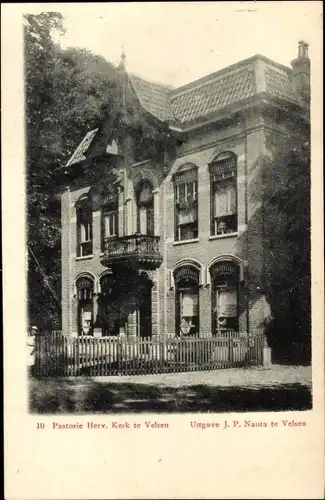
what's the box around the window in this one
[103,210,117,237]
[136,180,154,236]
[174,266,200,336]
[101,188,118,252]
[76,200,93,257]
[209,153,237,236]
[76,277,94,335]
[174,166,198,242]
[210,262,239,335]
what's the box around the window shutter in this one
[174,266,200,286]
[76,277,94,300]
[173,168,197,185]
[209,155,237,182]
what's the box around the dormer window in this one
[209,153,237,236]
[173,164,198,242]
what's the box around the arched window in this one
[209,152,237,236]
[136,180,154,235]
[76,276,94,335]
[101,186,118,252]
[174,266,200,336]
[173,164,198,242]
[76,196,93,257]
[210,261,239,335]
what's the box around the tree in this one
[250,119,311,364]
[25,12,118,328]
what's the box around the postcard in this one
[3,2,324,499]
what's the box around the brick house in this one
[61,41,310,340]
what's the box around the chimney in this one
[291,40,310,103]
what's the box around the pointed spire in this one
[117,44,126,70]
[116,43,128,114]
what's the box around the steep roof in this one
[170,65,257,124]
[129,75,173,122]
[66,54,299,166]
[264,66,297,102]
[131,55,298,125]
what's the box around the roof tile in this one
[66,56,301,166]
[264,68,298,103]
[170,68,256,123]
[129,75,173,122]
[66,128,98,166]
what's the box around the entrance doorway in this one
[137,273,153,338]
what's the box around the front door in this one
[138,277,152,338]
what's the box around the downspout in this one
[163,176,168,337]
[244,131,250,336]
[67,185,72,337]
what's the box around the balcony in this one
[100,234,163,270]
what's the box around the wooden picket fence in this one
[33,331,266,377]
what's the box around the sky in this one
[26,2,322,87]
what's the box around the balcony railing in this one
[101,234,163,269]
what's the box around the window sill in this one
[209,232,238,240]
[173,238,199,246]
[76,255,94,261]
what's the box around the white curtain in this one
[139,206,148,234]
[104,212,116,237]
[181,292,199,317]
[217,289,237,317]
[81,304,92,334]
[215,184,236,216]
[179,208,196,224]
[81,222,90,242]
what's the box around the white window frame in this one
[215,284,238,331]
[213,178,237,236]
[175,180,198,242]
[77,207,93,257]
[103,209,117,238]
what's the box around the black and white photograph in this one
[23,3,314,416]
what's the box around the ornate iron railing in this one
[101,234,162,268]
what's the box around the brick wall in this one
[61,108,285,338]
[160,120,249,337]
[61,188,71,336]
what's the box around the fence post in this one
[262,335,272,368]
[228,331,233,365]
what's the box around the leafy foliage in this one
[250,122,311,363]
[26,13,311,365]
[25,12,118,328]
